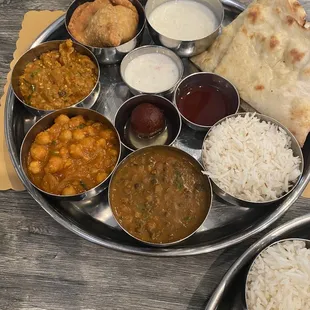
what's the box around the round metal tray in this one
[5,2,310,256]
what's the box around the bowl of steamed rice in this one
[245,238,310,310]
[201,113,304,207]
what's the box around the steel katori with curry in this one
[27,114,119,195]
[110,148,211,244]
[19,40,97,110]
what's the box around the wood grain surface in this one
[0,1,310,309]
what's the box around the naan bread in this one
[191,0,310,146]
[191,0,306,72]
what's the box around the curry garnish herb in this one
[80,180,88,190]
[183,216,192,223]
[174,170,184,190]
[30,69,41,78]
[78,124,86,129]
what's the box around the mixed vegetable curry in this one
[27,114,119,195]
[110,148,211,244]
[19,40,97,110]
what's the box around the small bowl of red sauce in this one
[173,72,240,131]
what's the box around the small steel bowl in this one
[145,0,224,57]
[201,113,304,208]
[20,107,121,201]
[173,72,240,131]
[245,238,310,310]
[11,40,100,117]
[120,45,184,96]
[65,0,146,65]
[114,94,182,152]
[108,145,213,247]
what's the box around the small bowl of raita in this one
[120,45,184,96]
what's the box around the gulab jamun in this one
[130,103,165,138]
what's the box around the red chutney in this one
[177,85,232,126]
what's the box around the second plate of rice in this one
[245,238,310,310]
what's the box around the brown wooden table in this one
[0,1,309,309]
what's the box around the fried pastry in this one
[68,0,138,47]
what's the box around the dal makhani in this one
[110,147,211,244]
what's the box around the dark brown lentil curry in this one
[110,148,211,244]
[19,40,97,110]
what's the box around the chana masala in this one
[110,148,211,244]
[27,114,119,195]
[19,40,97,110]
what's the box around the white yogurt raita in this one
[124,53,180,93]
[148,0,218,41]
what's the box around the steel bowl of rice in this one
[245,238,310,310]
[201,112,304,208]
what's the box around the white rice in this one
[246,240,310,310]
[202,113,302,202]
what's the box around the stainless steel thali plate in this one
[5,1,310,256]
[205,213,310,310]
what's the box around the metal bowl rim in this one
[19,107,122,198]
[11,39,101,113]
[145,0,225,42]
[107,144,213,247]
[114,93,182,152]
[64,0,147,51]
[201,112,305,205]
[173,71,240,130]
[120,45,184,95]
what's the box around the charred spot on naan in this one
[269,36,280,49]
[290,48,306,64]
[254,85,265,91]
[286,15,295,26]
[247,5,263,24]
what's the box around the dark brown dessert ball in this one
[130,103,165,138]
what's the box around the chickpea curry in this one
[110,148,211,244]
[19,40,97,110]
[27,114,119,196]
